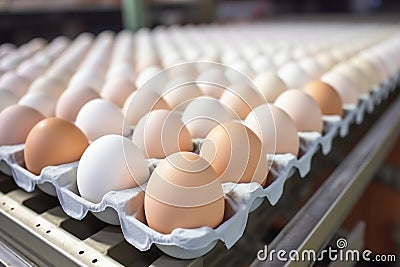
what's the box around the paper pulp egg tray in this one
[0,74,398,259]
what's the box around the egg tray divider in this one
[0,74,398,259]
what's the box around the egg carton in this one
[0,74,398,259]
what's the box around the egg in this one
[332,64,370,94]
[69,71,104,92]
[16,61,46,81]
[182,96,234,138]
[0,105,45,145]
[132,109,193,158]
[55,86,100,121]
[274,89,323,133]
[219,83,265,119]
[24,118,89,175]
[298,57,324,79]
[350,57,380,87]
[278,62,310,88]
[77,135,149,203]
[250,56,276,73]
[321,71,359,105]
[253,72,287,102]
[106,63,136,81]
[0,90,19,112]
[135,65,164,89]
[196,68,229,98]
[225,60,255,84]
[123,90,170,126]
[19,92,56,117]
[0,72,30,97]
[101,77,136,107]
[315,53,336,70]
[27,76,65,100]
[302,80,343,116]
[144,151,225,234]
[245,104,299,156]
[75,99,129,141]
[200,121,267,185]
[162,76,202,111]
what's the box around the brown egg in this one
[0,105,45,145]
[200,121,267,186]
[145,152,225,234]
[302,80,343,116]
[56,86,100,121]
[24,117,89,175]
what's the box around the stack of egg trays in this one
[0,73,398,259]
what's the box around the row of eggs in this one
[0,24,399,234]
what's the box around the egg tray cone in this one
[0,73,398,259]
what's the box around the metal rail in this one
[251,94,400,267]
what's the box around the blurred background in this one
[1,0,400,44]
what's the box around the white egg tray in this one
[0,74,398,259]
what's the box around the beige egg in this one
[253,72,287,102]
[132,109,193,159]
[56,86,100,121]
[274,89,323,133]
[123,90,170,126]
[101,77,136,107]
[145,152,225,234]
[219,83,265,119]
[0,105,45,145]
[182,96,234,138]
[245,104,299,156]
[200,121,267,186]
[16,61,46,81]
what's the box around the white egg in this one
[28,76,65,100]
[19,92,56,117]
[278,62,310,88]
[69,71,104,92]
[225,60,255,84]
[75,99,130,141]
[135,65,164,90]
[77,134,150,204]
[0,90,19,112]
